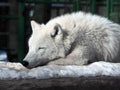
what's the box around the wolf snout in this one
[21,61,29,67]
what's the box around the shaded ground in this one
[0,76,120,90]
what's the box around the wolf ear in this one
[51,24,63,37]
[30,20,44,32]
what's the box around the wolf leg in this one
[48,46,94,65]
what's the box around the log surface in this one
[0,76,120,90]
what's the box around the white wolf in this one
[22,11,120,68]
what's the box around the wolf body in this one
[22,11,120,68]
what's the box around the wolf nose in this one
[21,61,29,67]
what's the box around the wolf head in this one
[22,20,67,68]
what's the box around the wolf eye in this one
[38,47,45,50]
[38,47,41,50]
[38,47,43,50]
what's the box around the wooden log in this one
[0,76,120,90]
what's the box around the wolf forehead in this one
[31,21,62,36]
[28,22,63,46]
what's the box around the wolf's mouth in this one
[34,58,50,67]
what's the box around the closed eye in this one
[38,47,46,50]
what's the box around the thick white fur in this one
[23,11,120,68]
